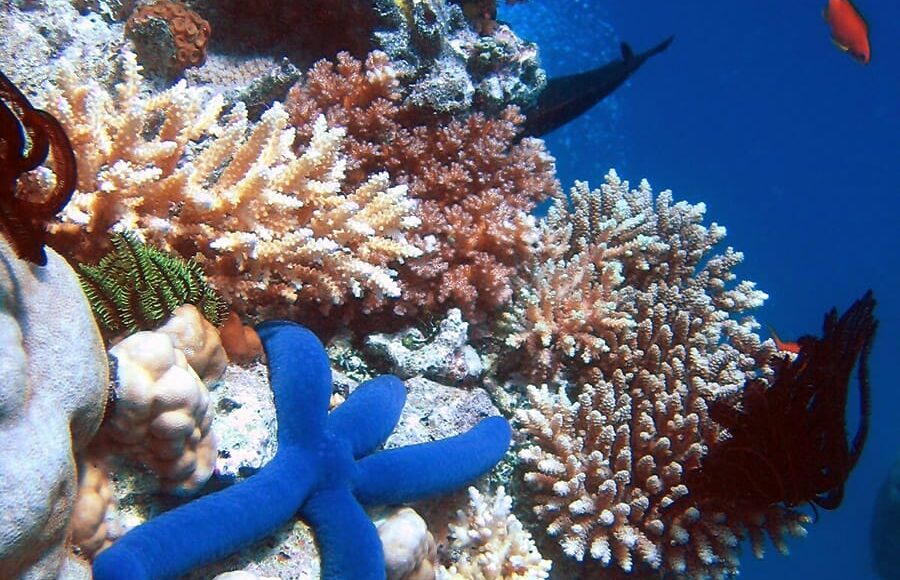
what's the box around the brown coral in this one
[285,51,560,325]
[126,0,211,77]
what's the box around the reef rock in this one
[0,238,108,579]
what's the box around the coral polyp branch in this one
[76,232,227,335]
[0,70,76,266]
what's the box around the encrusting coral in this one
[285,51,559,325]
[92,321,511,579]
[511,171,805,578]
[42,50,423,320]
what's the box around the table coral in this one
[92,321,511,579]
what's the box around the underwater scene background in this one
[0,0,897,578]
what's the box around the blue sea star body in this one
[92,321,512,579]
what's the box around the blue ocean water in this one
[502,1,899,578]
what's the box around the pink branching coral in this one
[511,171,807,577]
[285,51,560,325]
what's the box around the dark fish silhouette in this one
[521,35,675,138]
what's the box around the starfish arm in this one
[256,321,332,447]
[300,486,386,580]
[326,375,406,458]
[353,415,511,506]
[92,449,317,580]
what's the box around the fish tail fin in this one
[648,35,675,57]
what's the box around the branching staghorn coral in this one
[511,171,807,578]
[43,50,423,320]
[285,51,559,325]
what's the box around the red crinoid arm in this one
[0,70,76,266]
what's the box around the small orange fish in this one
[768,326,802,354]
[824,0,871,64]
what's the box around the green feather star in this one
[76,232,228,334]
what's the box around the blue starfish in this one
[92,321,511,580]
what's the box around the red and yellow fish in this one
[824,0,871,64]
[768,326,802,355]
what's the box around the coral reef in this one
[0,70,76,266]
[43,50,422,320]
[511,171,800,577]
[125,0,211,78]
[92,321,511,579]
[0,237,108,579]
[181,0,379,67]
[438,486,551,579]
[76,232,228,336]
[286,51,559,324]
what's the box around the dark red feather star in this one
[682,290,877,514]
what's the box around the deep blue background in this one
[502,1,899,578]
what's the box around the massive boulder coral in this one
[89,308,220,495]
[125,0,211,78]
[0,237,109,579]
[510,171,806,578]
[42,50,422,320]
